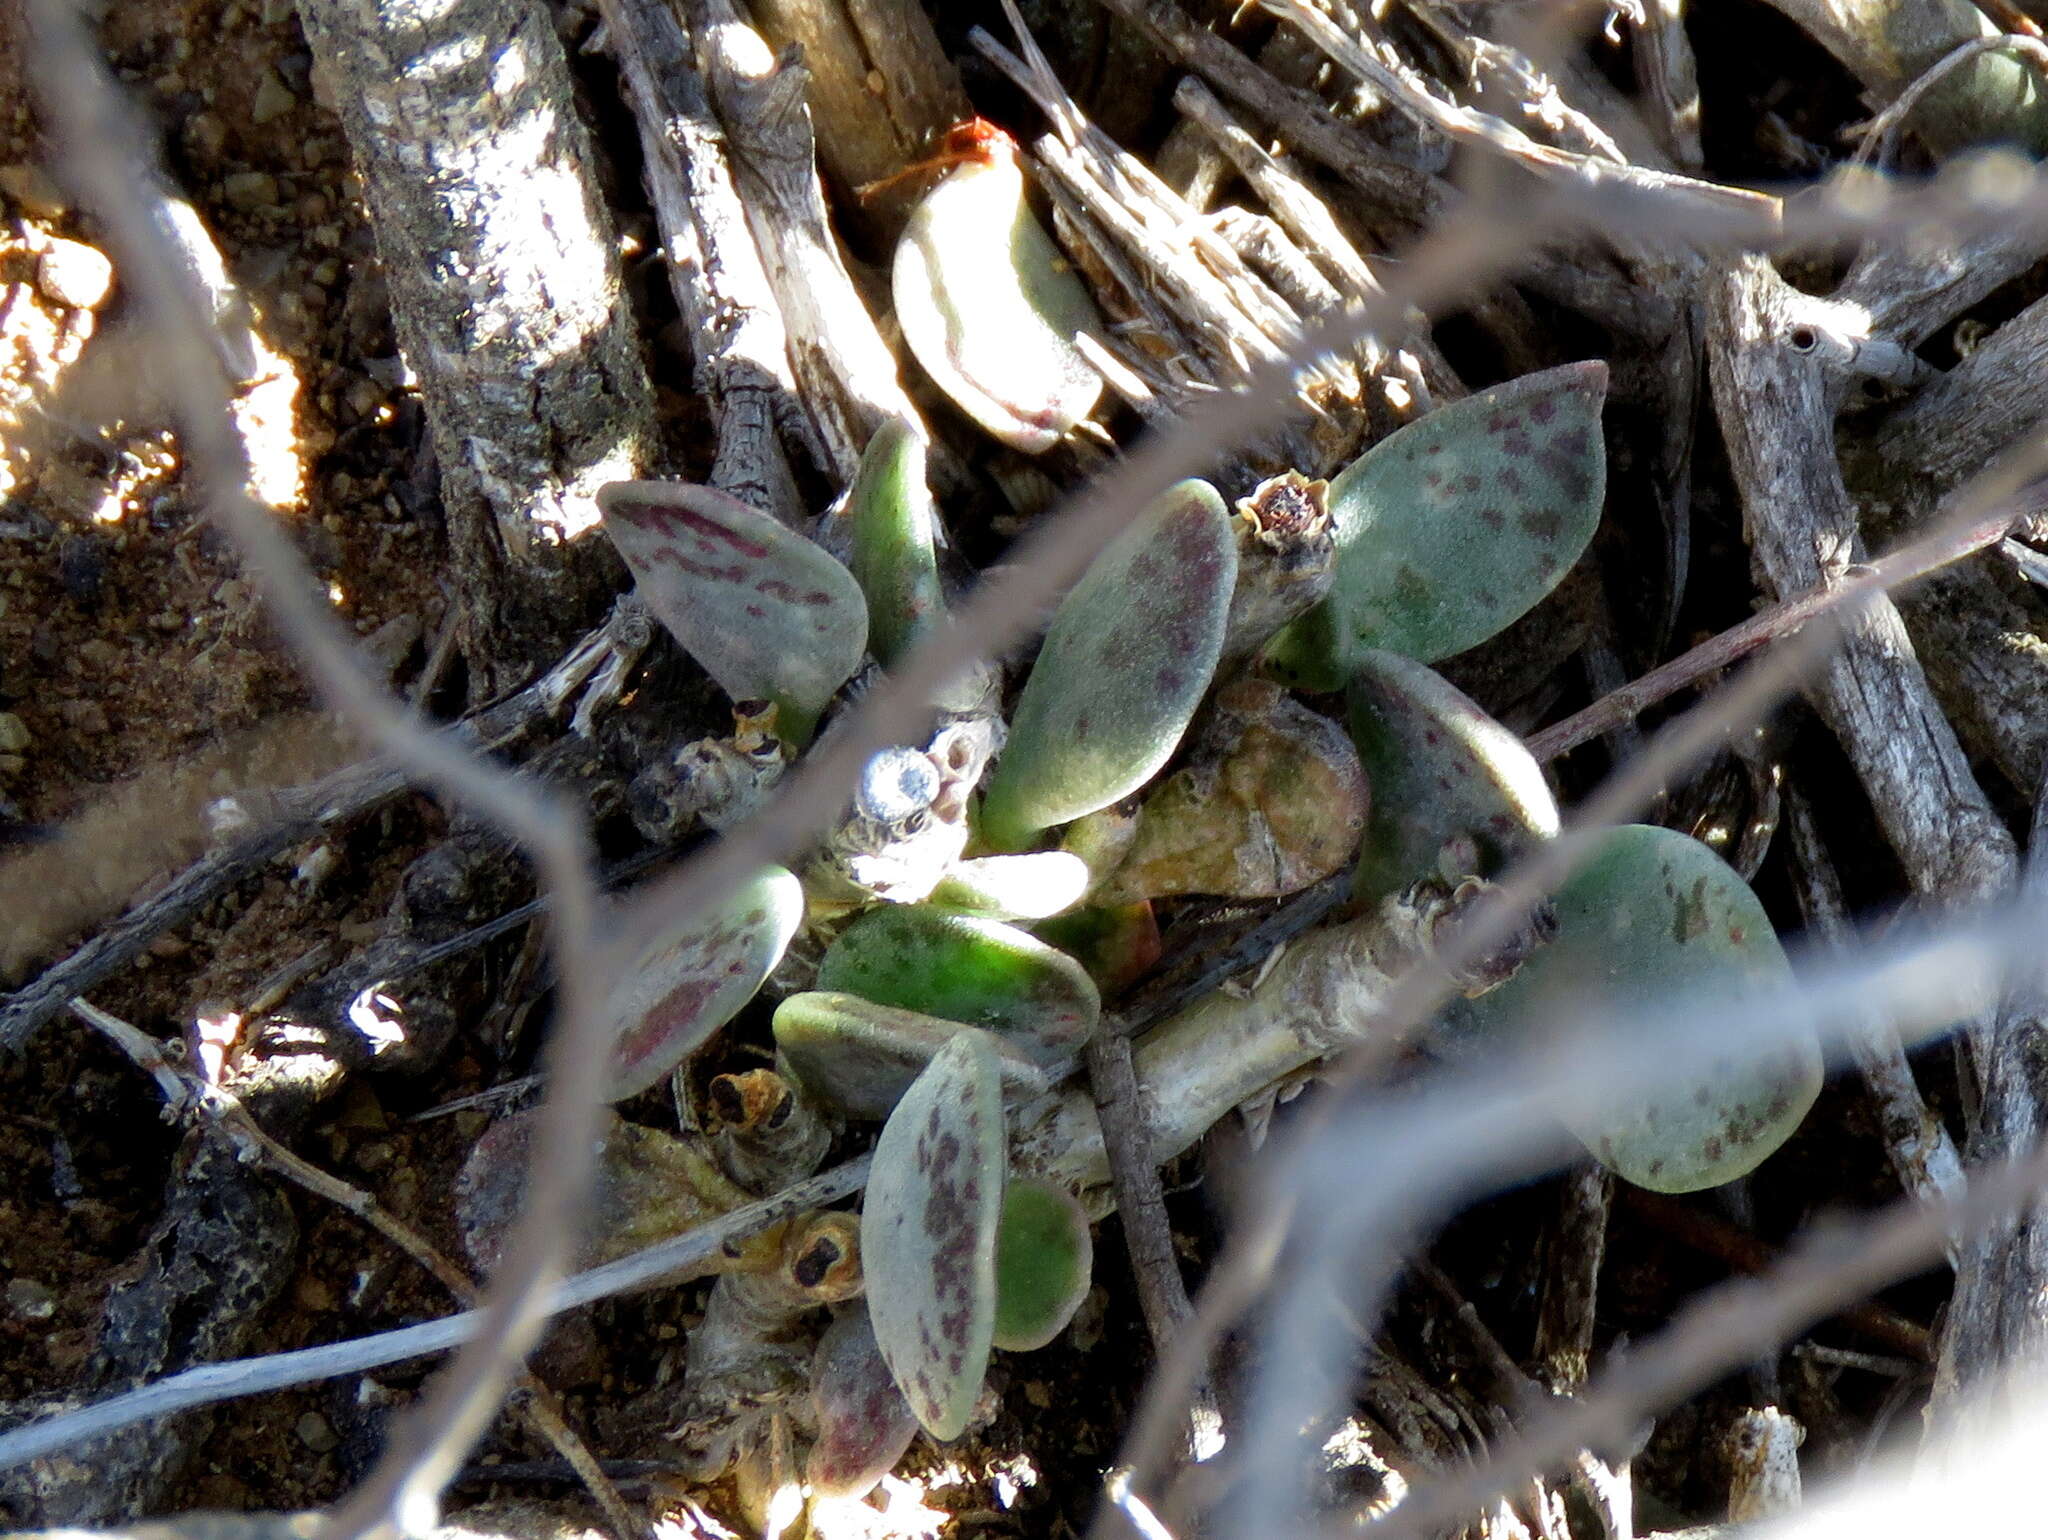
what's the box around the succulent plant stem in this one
[1009,883,1544,1206]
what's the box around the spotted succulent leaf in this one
[977,479,1238,851]
[597,481,867,740]
[1265,362,1608,687]
[1446,824,1820,1192]
[816,905,1099,1068]
[602,866,805,1101]
[1345,650,1559,906]
[862,1028,1006,1440]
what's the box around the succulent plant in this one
[976,478,1238,851]
[597,480,868,743]
[1081,676,1369,904]
[815,904,1100,1068]
[928,850,1094,919]
[990,1176,1093,1352]
[571,361,1733,1505]
[892,122,1105,453]
[602,865,805,1101]
[843,417,945,666]
[1345,648,1560,906]
[773,991,1052,1121]
[1443,823,1821,1192]
[862,1028,1006,1440]
[808,1303,922,1499]
[1265,362,1609,689]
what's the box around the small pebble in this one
[58,533,105,603]
[0,163,68,219]
[0,755,24,779]
[35,239,115,310]
[295,1411,340,1454]
[57,700,110,735]
[185,113,227,159]
[222,171,278,211]
[251,72,297,125]
[0,713,29,753]
[6,1278,57,1321]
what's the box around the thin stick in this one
[0,1156,871,1472]
[1525,490,2022,764]
[67,1000,642,1540]
[1783,790,1965,1220]
[1085,1028,1219,1448]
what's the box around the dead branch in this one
[598,0,810,526]
[294,0,659,695]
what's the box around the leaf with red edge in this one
[602,866,804,1101]
[597,480,867,736]
[808,1303,923,1499]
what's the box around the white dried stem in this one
[598,0,809,526]
[685,0,934,484]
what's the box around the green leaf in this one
[602,866,805,1100]
[1265,362,1608,687]
[1447,825,1820,1193]
[1345,650,1559,906]
[816,905,1100,1067]
[991,1176,1093,1351]
[863,1029,1006,1439]
[978,479,1238,851]
[845,418,945,666]
[773,992,1051,1121]
[894,140,1105,453]
[929,851,1093,920]
[597,480,868,740]
[1031,900,1162,996]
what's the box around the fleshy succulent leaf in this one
[862,1028,1006,1440]
[1446,824,1821,1193]
[1345,650,1560,905]
[893,135,1105,453]
[1264,362,1608,687]
[773,992,1052,1120]
[977,479,1238,851]
[1093,677,1369,903]
[808,1304,923,1499]
[597,480,868,739]
[845,418,945,665]
[929,851,1093,920]
[991,1176,1093,1352]
[602,866,805,1101]
[1032,900,1162,996]
[816,905,1100,1067]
